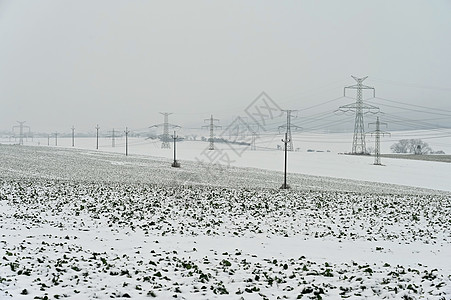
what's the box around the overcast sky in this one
[0,0,450,133]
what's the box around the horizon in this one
[1,1,450,141]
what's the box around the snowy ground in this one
[0,143,450,299]
[3,130,451,192]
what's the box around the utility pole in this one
[54,132,58,146]
[150,112,180,149]
[12,121,30,145]
[124,127,130,156]
[47,134,50,146]
[203,115,221,150]
[368,117,390,165]
[279,110,300,152]
[95,124,100,150]
[71,126,75,147]
[171,130,181,167]
[280,132,290,189]
[109,128,116,147]
[338,76,379,154]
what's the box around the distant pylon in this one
[338,76,379,154]
[368,117,390,165]
[108,128,116,147]
[12,121,30,145]
[54,132,58,146]
[150,113,180,149]
[203,115,221,150]
[279,110,300,151]
[248,121,259,151]
[251,132,257,151]
[161,114,171,148]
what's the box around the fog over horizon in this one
[1,1,451,135]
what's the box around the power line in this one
[372,98,451,117]
[382,113,451,133]
[298,96,347,112]
[373,96,451,114]
[371,78,451,93]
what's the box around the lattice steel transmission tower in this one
[248,121,259,151]
[150,113,180,149]
[203,115,221,150]
[108,128,116,147]
[368,117,390,165]
[12,121,30,145]
[338,76,379,154]
[279,110,300,152]
[251,132,257,151]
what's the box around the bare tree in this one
[391,139,432,154]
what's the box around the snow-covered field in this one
[4,130,451,192]
[0,142,450,299]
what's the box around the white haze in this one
[0,0,450,134]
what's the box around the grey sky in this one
[1,0,450,133]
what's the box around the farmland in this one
[0,144,450,299]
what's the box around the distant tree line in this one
[390,139,445,155]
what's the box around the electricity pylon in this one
[108,128,116,147]
[368,117,390,165]
[203,115,221,150]
[150,112,180,149]
[338,76,379,154]
[279,110,300,151]
[12,121,30,145]
[240,117,259,151]
[247,121,259,151]
[251,132,257,151]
